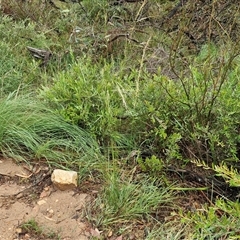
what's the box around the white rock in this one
[51,169,78,191]
[37,200,47,205]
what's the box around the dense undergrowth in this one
[1,0,240,239]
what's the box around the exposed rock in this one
[51,169,78,191]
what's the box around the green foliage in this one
[88,172,173,227]
[139,43,240,164]
[81,0,109,23]
[181,199,240,239]
[145,221,189,240]
[1,0,240,238]
[214,163,240,187]
[41,56,136,150]
[19,219,59,239]
[137,155,164,175]
[0,0,240,238]
[20,219,42,235]
[0,41,24,96]
[42,42,240,166]
[0,95,101,176]
[0,15,68,95]
[42,54,185,159]
[1,0,60,23]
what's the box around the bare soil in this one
[0,158,92,240]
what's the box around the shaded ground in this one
[0,158,91,240]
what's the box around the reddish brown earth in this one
[0,158,91,240]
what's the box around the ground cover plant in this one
[0,94,101,178]
[1,0,240,239]
[18,219,60,239]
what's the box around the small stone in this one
[108,230,113,237]
[47,208,54,214]
[47,208,54,218]
[24,233,31,239]
[37,200,47,205]
[15,228,23,234]
[51,169,78,191]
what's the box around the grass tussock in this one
[0,94,101,175]
[90,173,173,227]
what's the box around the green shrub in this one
[42,42,240,166]
[41,56,136,150]
[137,155,164,175]
[135,43,240,164]
[181,199,240,239]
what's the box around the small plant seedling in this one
[18,219,59,239]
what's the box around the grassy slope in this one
[1,0,240,239]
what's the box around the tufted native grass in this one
[0,94,102,178]
[86,170,174,227]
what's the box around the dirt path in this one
[0,158,91,240]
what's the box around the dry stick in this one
[135,36,151,98]
[135,0,148,22]
[116,84,128,109]
[108,33,128,43]
[0,170,51,198]
[168,28,191,108]
[112,0,143,5]
[108,33,140,44]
